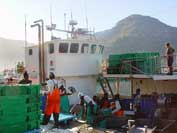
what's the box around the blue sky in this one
[0,0,177,43]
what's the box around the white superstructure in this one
[25,38,104,104]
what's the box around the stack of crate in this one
[134,52,160,74]
[108,52,160,74]
[108,53,137,74]
[0,84,41,133]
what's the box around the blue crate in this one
[40,95,47,113]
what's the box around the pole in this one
[64,13,66,31]
[84,0,88,29]
[34,19,45,83]
[31,24,42,83]
[50,4,53,40]
[24,15,27,65]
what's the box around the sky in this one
[0,0,177,44]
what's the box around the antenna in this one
[64,13,67,39]
[64,13,66,30]
[24,15,27,47]
[71,11,73,20]
[24,15,27,65]
[84,0,88,29]
[67,25,69,38]
[50,4,53,39]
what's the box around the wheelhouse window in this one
[50,60,54,66]
[70,43,79,53]
[91,44,97,54]
[99,45,104,54]
[29,49,33,55]
[49,43,54,54]
[81,43,89,53]
[59,43,68,53]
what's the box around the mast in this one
[64,13,67,31]
[24,15,27,65]
[50,4,53,40]
[84,0,88,29]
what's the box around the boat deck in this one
[40,120,117,133]
[40,120,177,133]
[103,72,177,80]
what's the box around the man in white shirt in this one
[112,94,121,114]
[78,92,96,105]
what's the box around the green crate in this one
[0,122,27,133]
[109,59,122,67]
[28,84,41,95]
[121,63,131,74]
[0,114,27,125]
[107,67,120,74]
[0,110,27,118]
[0,84,41,96]
[0,95,28,105]
[109,54,121,60]
[0,104,28,115]
[136,61,145,74]
[27,120,40,130]
[109,52,160,74]
[27,111,41,121]
[107,68,113,74]
[0,85,29,96]
[120,53,136,60]
[28,103,40,112]
[27,95,41,104]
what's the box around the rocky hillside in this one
[96,15,177,56]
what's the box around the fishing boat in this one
[25,19,104,104]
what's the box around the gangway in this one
[98,74,115,98]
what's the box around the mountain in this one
[96,15,177,56]
[0,37,34,71]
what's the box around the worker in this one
[93,95,100,106]
[7,77,14,85]
[60,85,72,95]
[112,94,122,116]
[100,93,110,109]
[134,88,141,118]
[78,92,96,105]
[78,92,96,119]
[165,42,175,75]
[19,71,32,84]
[41,72,62,128]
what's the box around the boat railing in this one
[159,54,177,74]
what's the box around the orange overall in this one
[45,87,61,116]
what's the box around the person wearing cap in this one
[134,88,141,118]
[112,94,122,116]
[165,43,175,75]
[41,72,62,128]
[79,93,97,119]
[78,92,96,105]
[19,71,32,84]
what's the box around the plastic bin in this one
[0,122,27,133]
